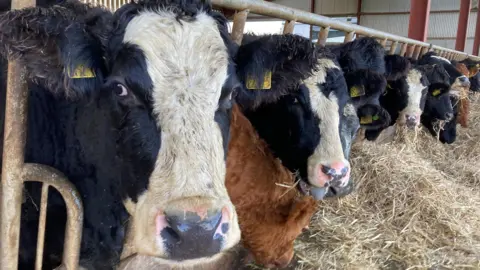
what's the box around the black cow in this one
[436,95,460,144]
[0,0,241,268]
[418,53,467,143]
[328,38,393,140]
[234,34,359,200]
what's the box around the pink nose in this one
[315,162,350,188]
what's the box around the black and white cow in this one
[234,34,359,200]
[364,55,430,141]
[0,0,241,268]
[418,53,468,143]
[328,38,392,132]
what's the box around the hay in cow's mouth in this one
[290,100,480,269]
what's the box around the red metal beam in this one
[408,0,431,42]
[310,0,315,39]
[357,0,363,25]
[473,0,480,55]
[455,0,472,52]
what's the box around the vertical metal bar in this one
[473,0,480,55]
[35,185,50,270]
[380,38,387,48]
[0,57,30,270]
[455,0,472,52]
[357,0,363,25]
[316,26,330,46]
[344,31,355,43]
[23,164,83,270]
[283,20,296,34]
[406,44,415,58]
[400,43,408,56]
[231,10,249,45]
[389,41,398,55]
[413,45,422,59]
[408,0,431,41]
[421,46,429,57]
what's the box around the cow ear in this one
[285,196,317,232]
[0,1,112,99]
[357,104,391,130]
[384,55,411,81]
[234,34,319,108]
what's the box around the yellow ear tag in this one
[360,115,373,124]
[432,89,441,96]
[350,85,365,98]
[386,83,393,89]
[246,71,272,90]
[372,115,380,121]
[68,64,96,79]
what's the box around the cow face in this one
[384,69,429,128]
[343,69,390,130]
[0,0,240,265]
[234,34,356,200]
[424,86,453,121]
[417,63,454,122]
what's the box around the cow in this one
[459,58,480,92]
[234,34,360,200]
[0,0,241,268]
[364,55,430,142]
[328,38,393,137]
[418,53,469,143]
[452,61,472,127]
[226,104,317,269]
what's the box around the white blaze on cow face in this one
[398,69,426,127]
[303,59,350,191]
[120,11,240,262]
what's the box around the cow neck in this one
[226,104,298,209]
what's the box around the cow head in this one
[380,55,429,129]
[234,34,358,200]
[0,0,240,266]
[343,69,390,130]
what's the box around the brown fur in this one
[225,104,318,268]
[455,63,470,128]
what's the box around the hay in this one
[293,99,480,270]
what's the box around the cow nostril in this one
[158,207,228,260]
[445,113,453,120]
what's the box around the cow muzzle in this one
[156,205,231,260]
[405,114,420,129]
[302,161,350,200]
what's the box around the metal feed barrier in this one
[1,0,479,269]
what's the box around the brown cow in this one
[454,62,471,128]
[226,104,317,269]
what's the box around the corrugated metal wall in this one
[360,0,478,53]
[250,0,357,16]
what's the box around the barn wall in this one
[359,0,479,54]
[251,0,357,16]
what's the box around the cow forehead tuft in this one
[406,69,423,86]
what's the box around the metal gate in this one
[1,0,479,270]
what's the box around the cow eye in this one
[114,84,129,97]
[293,98,299,104]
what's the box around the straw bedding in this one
[289,99,480,269]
